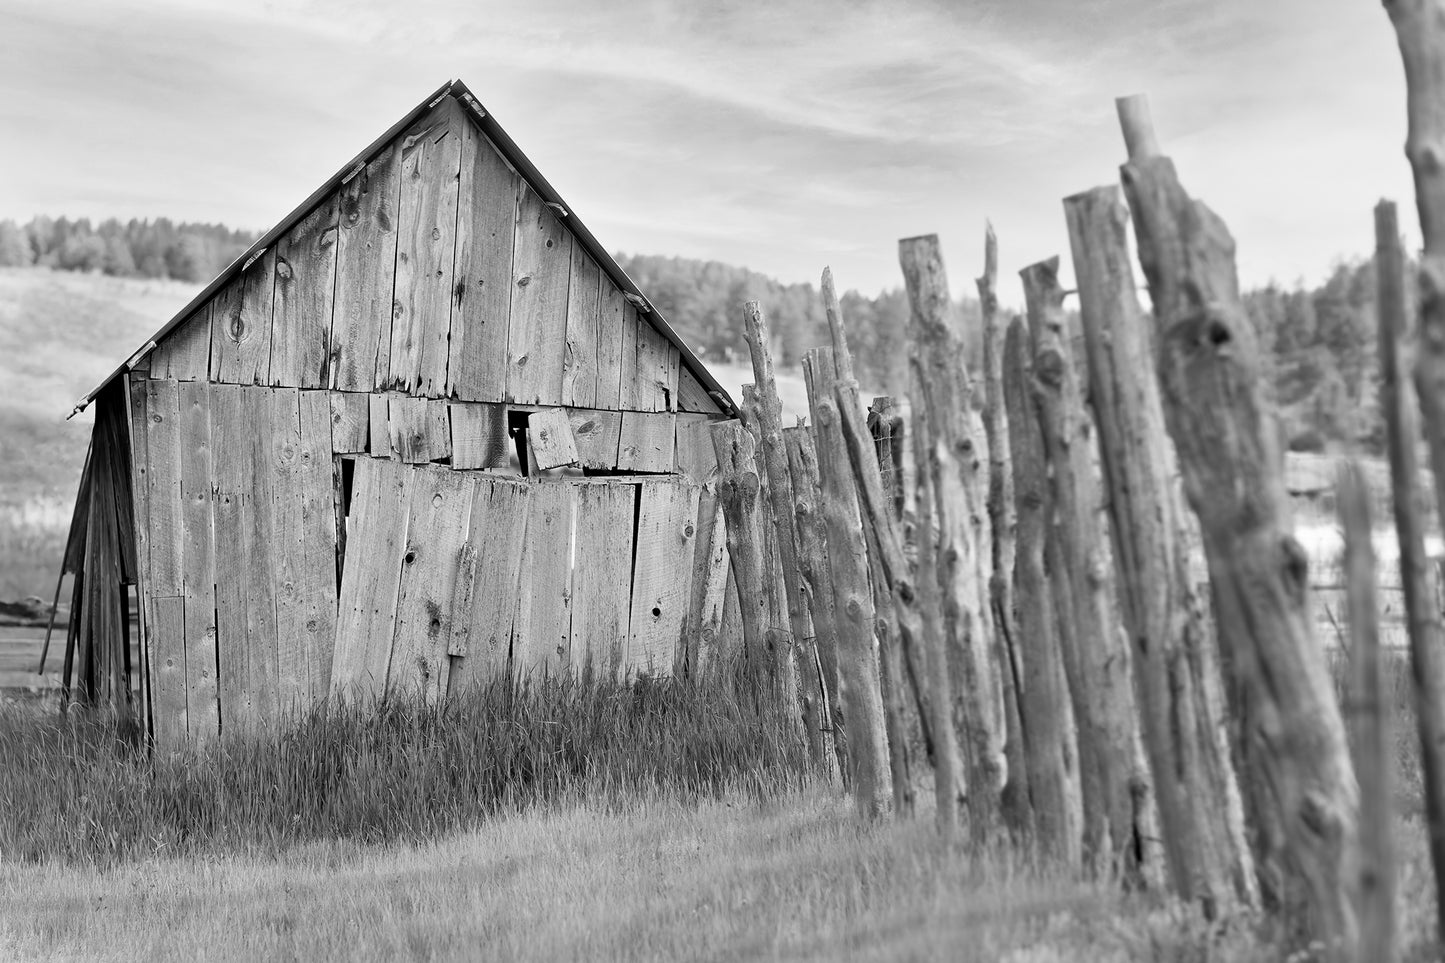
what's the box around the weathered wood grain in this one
[449,402,510,470]
[675,413,720,486]
[566,408,622,470]
[270,388,310,713]
[177,380,219,744]
[687,494,730,676]
[569,482,636,679]
[368,393,391,457]
[635,319,672,412]
[150,304,212,382]
[388,395,449,463]
[447,478,530,691]
[526,408,579,470]
[594,277,625,410]
[511,481,573,676]
[448,120,520,402]
[331,456,412,700]
[210,251,275,386]
[150,595,187,750]
[298,390,338,700]
[627,479,699,675]
[332,140,402,392]
[618,410,676,473]
[271,194,340,388]
[506,185,572,405]
[389,466,474,704]
[562,244,601,408]
[389,100,465,395]
[618,302,640,409]
[676,367,719,414]
[144,379,183,598]
[329,391,370,454]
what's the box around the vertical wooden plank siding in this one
[665,345,681,412]
[298,391,340,698]
[388,100,465,395]
[331,456,412,700]
[126,377,153,726]
[211,253,275,386]
[368,393,391,456]
[270,388,310,713]
[675,413,720,485]
[271,194,340,389]
[567,408,622,470]
[389,466,474,703]
[569,482,636,678]
[618,411,677,473]
[689,496,731,675]
[150,305,212,381]
[527,408,579,470]
[177,380,219,744]
[449,402,510,470]
[332,141,402,392]
[628,479,701,673]
[506,184,573,405]
[635,320,672,412]
[388,395,449,463]
[447,478,530,691]
[562,245,601,408]
[594,277,625,410]
[150,596,188,748]
[676,367,719,414]
[242,386,281,732]
[448,122,520,402]
[512,481,573,676]
[618,302,640,409]
[329,391,371,453]
[144,379,183,598]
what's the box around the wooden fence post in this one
[802,346,892,819]
[1118,94,1357,951]
[898,235,1006,826]
[742,302,829,770]
[1064,183,1246,903]
[1001,316,1082,866]
[1022,255,1151,878]
[1338,461,1395,963]
[1376,197,1445,945]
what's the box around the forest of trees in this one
[0,216,256,284]
[0,214,1381,455]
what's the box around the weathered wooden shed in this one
[61,79,741,747]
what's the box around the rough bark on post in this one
[866,524,914,817]
[1337,461,1395,963]
[898,235,1006,822]
[802,346,892,819]
[1118,94,1357,951]
[1022,255,1149,878]
[869,397,907,523]
[710,420,803,735]
[1002,316,1082,866]
[977,225,1031,837]
[910,360,966,835]
[1376,197,1445,945]
[784,423,848,782]
[1065,184,1245,902]
[742,302,827,770]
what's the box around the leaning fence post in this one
[1118,93,1357,952]
[1376,197,1445,946]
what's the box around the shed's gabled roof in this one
[73,78,737,417]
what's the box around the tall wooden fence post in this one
[1118,94,1357,951]
[740,302,827,770]
[1001,316,1082,866]
[802,346,892,818]
[898,235,1006,828]
[1375,197,1445,945]
[1021,255,1151,878]
[1064,183,1247,903]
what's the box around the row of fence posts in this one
[700,71,1445,961]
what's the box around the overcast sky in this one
[0,0,1415,307]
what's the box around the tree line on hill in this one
[0,215,1381,455]
[0,216,256,284]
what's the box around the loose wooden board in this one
[150,595,188,750]
[506,184,572,405]
[329,391,370,454]
[210,251,275,385]
[567,408,622,470]
[627,479,701,674]
[332,141,402,392]
[569,482,635,680]
[388,466,474,704]
[448,121,520,402]
[150,304,212,382]
[618,411,677,473]
[300,389,340,698]
[561,245,600,408]
[449,402,510,470]
[388,100,464,395]
[687,493,730,677]
[271,194,340,389]
[677,366,720,414]
[511,481,573,677]
[594,278,625,410]
[527,408,578,471]
[270,388,310,713]
[388,396,450,463]
[331,456,412,701]
[368,393,391,456]
[177,380,219,744]
[447,478,530,691]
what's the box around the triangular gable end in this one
[88,81,733,419]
